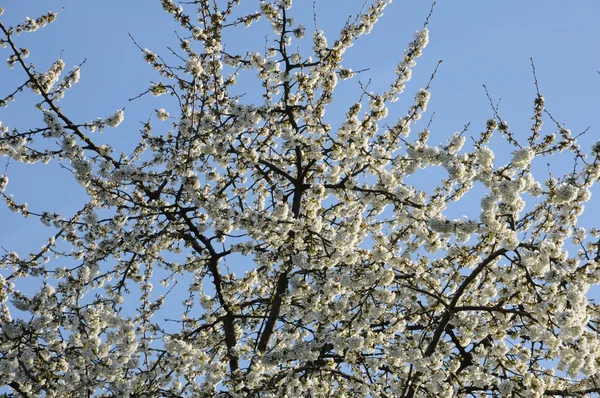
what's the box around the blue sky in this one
[1,1,600,302]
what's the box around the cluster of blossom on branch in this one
[1,1,600,397]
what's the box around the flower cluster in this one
[28,59,64,93]
[156,108,169,120]
[185,56,203,75]
[104,109,124,128]
[512,146,535,169]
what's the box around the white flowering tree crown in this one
[1,1,600,397]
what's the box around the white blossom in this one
[185,56,203,75]
[156,108,169,121]
[414,88,430,112]
[511,147,534,169]
[104,109,124,127]
[553,182,579,204]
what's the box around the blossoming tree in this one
[1,1,600,397]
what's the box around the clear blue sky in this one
[1,1,599,293]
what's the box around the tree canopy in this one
[1,1,600,397]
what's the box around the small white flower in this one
[105,109,124,128]
[475,147,495,168]
[369,95,385,112]
[414,88,430,112]
[414,28,429,48]
[553,182,579,204]
[501,230,519,251]
[185,56,203,75]
[156,108,169,121]
[511,147,534,169]
[293,25,306,39]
